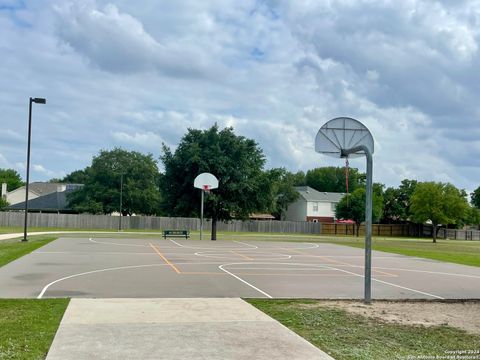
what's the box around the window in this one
[313,202,318,212]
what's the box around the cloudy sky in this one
[1,0,479,192]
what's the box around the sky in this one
[0,0,479,193]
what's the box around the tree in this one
[263,168,299,219]
[305,166,365,193]
[472,186,480,209]
[410,182,469,243]
[335,188,383,237]
[68,148,161,215]
[381,179,418,223]
[160,125,270,240]
[0,197,9,211]
[464,206,480,228]
[0,168,23,192]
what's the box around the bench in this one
[163,229,190,239]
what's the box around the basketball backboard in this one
[315,117,374,158]
[194,173,219,190]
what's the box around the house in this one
[2,182,83,213]
[284,186,345,223]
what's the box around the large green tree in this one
[335,188,383,237]
[381,179,417,223]
[0,168,23,192]
[160,125,270,240]
[68,148,161,215]
[263,168,299,219]
[410,182,469,243]
[305,166,365,193]
[472,186,480,209]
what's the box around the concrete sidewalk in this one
[46,298,334,360]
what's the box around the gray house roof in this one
[295,186,345,203]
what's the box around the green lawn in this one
[320,237,480,267]
[0,236,58,268]
[0,299,69,360]
[248,299,480,360]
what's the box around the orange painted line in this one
[280,248,306,255]
[231,251,253,261]
[149,243,181,274]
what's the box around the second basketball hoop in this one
[194,173,219,240]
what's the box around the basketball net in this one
[202,185,211,194]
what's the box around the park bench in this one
[162,229,190,239]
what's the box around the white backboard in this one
[315,117,374,158]
[194,173,219,190]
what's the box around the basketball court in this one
[0,234,478,299]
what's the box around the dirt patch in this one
[305,301,480,334]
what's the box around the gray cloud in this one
[0,0,479,193]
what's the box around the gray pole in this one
[200,190,204,240]
[23,98,33,242]
[119,174,123,231]
[364,149,373,304]
[341,145,373,304]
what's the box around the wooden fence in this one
[0,212,320,234]
[1,212,479,239]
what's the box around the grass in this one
[248,299,480,360]
[320,237,480,267]
[0,236,58,268]
[0,299,69,360]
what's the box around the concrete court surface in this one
[0,235,479,299]
[46,298,334,360]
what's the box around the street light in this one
[23,97,46,242]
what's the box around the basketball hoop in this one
[193,173,219,240]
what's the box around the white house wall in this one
[307,201,336,218]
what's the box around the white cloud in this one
[54,1,222,78]
[111,131,165,150]
[0,0,478,194]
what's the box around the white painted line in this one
[224,267,334,271]
[170,239,259,250]
[370,266,480,279]
[219,263,273,298]
[36,261,226,299]
[232,240,258,249]
[89,237,149,247]
[222,262,445,300]
[323,265,445,300]
[37,263,166,299]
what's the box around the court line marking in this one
[221,262,444,299]
[194,251,292,260]
[89,237,149,247]
[170,239,259,250]
[231,251,253,261]
[37,263,167,299]
[149,243,181,274]
[369,266,480,279]
[232,240,258,249]
[36,261,228,299]
[218,263,273,298]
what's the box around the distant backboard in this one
[315,117,374,158]
[194,173,219,190]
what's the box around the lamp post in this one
[23,97,46,242]
[119,174,123,231]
